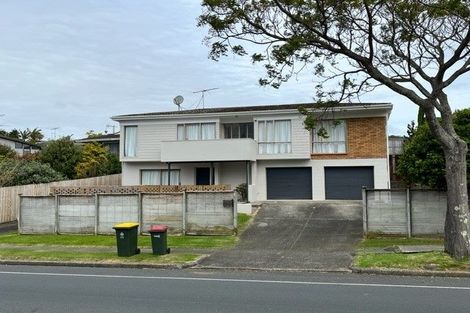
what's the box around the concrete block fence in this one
[19,191,237,235]
[363,188,447,236]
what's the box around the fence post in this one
[182,191,187,235]
[17,194,22,234]
[362,187,368,236]
[233,191,238,229]
[406,188,412,238]
[138,193,143,234]
[54,195,59,234]
[94,194,99,235]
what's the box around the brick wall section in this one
[311,117,387,159]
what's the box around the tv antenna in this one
[193,88,219,109]
[48,127,59,139]
[106,124,117,134]
[173,95,184,111]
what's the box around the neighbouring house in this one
[0,135,41,156]
[388,135,406,188]
[75,133,120,157]
[111,102,392,201]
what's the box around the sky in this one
[0,0,469,139]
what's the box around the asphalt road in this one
[1,265,470,313]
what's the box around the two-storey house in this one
[112,102,392,201]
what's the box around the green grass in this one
[354,236,469,271]
[0,213,254,249]
[237,213,252,232]
[358,236,443,248]
[354,252,470,271]
[0,233,237,249]
[0,248,200,265]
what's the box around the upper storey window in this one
[124,126,137,157]
[258,120,292,154]
[177,123,216,140]
[312,120,346,154]
[223,123,254,139]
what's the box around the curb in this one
[350,266,470,278]
[0,255,207,270]
[195,265,352,273]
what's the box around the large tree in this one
[397,109,470,189]
[199,0,470,258]
[39,136,82,179]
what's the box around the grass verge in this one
[0,248,200,265]
[0,233,237,249]
[354,252,470,271]
[359,236,443,248]
[354,236,470,271]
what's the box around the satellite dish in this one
[173,95,184,111]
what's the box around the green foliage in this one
[39,136,82,179]
[0,158,64,187]
[75,143,109,178]
[0,144,16,159]
[74,143,121,178]
[85,130,104,139]
[397,109,470,189]
[235,183,248,202]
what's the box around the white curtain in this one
[124,126,137,157]
[258,120,291,154]
[186,124,199,140]
[177,125,185,140]
[141,170,160,185]
[201,123,216,140]
[312,120,346,153]
[161,170,180,185]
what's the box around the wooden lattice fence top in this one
[50,185,231,195]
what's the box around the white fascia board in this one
[111,103,393,122]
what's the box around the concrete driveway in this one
[200,201,363,271]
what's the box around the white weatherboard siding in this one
[122,161,247,189]
[0,138,15,150]
[119,118,220,162]
[218,162,246,188]
[122,162,197,185]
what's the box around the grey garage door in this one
[266,167,312,200]
[325,167,374,200]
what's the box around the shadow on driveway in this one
[200,201,363,271]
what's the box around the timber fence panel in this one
[58,196,95,234]
[141,193,183,234]
[366,190,408,234]
[97,194,139,234]
[186,191,235,234]
[410,190,447,235]
[20,196,55,234]
[0,174,121,223]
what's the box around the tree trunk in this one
[443,141,470,260]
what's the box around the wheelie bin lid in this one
[149,224,168,232]
[113,222,139,229]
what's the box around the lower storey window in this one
[141,169,180,185]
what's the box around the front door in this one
[196,168,211,185]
